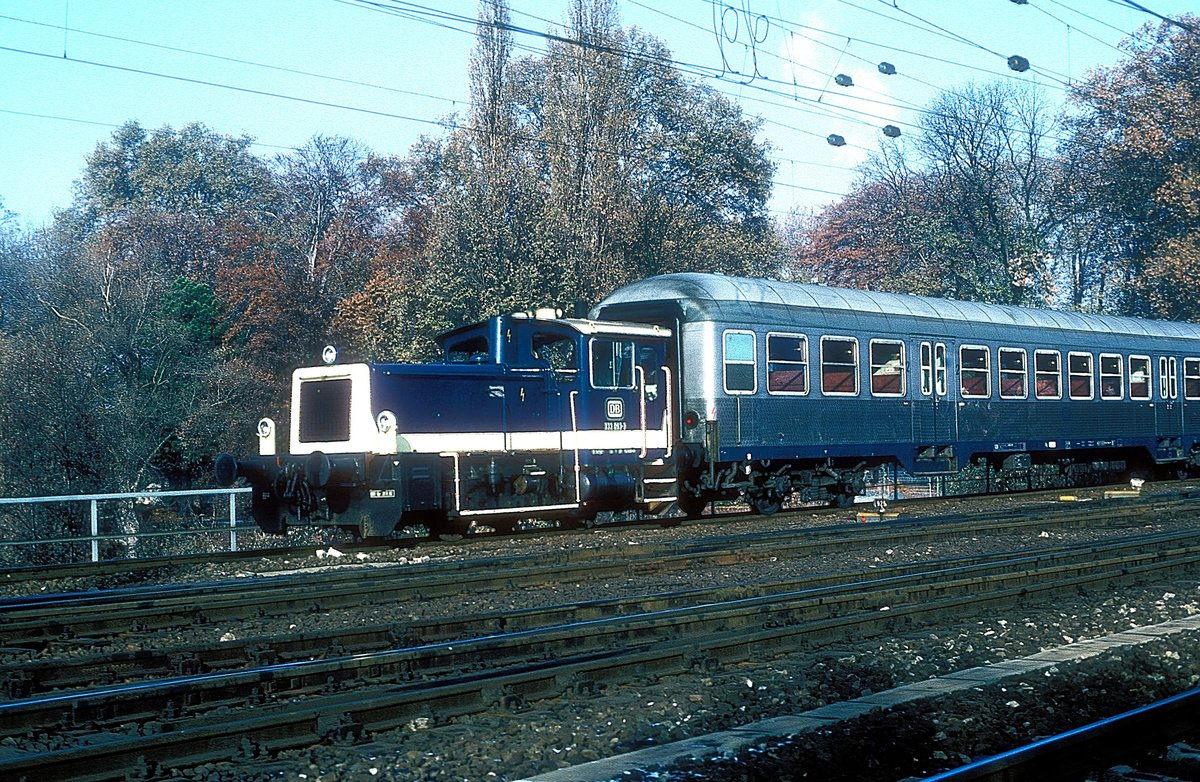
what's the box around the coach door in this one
[913,342,956,460]
[1156,356,1183,438]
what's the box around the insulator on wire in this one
[834,73,853,87]
[882,125,901,138]
[1010,0,1028,4]
[1007,55,1030,72]
[877,61,897,75]
[827,134,846,147]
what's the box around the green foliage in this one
[160,276,220,345]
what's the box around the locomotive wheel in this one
[251,493,287,535]
[833,490,856,509]
[676,493,707,519]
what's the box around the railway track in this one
[2,520,1197,698]
[1,492,1188,649]
[4,481,1188,594]
[3,521,1200,779]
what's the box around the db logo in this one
[606,398,624,420]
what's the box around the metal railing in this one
[0,487,253,565]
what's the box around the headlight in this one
[257,417,275,439]
[376,410,396,434]
[322,345,338,365]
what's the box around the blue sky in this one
[0,0,1193,228]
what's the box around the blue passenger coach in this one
[593,273,1200,514]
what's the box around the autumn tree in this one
[1061,15,1200,319]
[790,82,1078,306]
[344,0,778,359]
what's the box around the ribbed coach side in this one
[594,273,1200,510]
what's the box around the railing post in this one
[90,499,99,562]
[229,492,238,553]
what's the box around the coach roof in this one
[594,273,1200,341]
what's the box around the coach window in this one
[1185,359,1200,400]
[1129,356,1152,400]
[1159,357,1180,399]
[919,343,933,395]
[723,330,757,394]
[870,340,905,396]
[1068,352,1094,400]
[1035,350,1062,399]
[590,338,635,389]
[767,333,808,394]
[1099,354,1124,400]
[959,346,990,398]
[999,348,1027,399]
[934,343,947,396]
[821,337,859,395]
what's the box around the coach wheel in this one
[751,495,781,515]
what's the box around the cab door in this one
[578,336,669,459]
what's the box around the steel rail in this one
[920,687,1200,781]
[2,482,1190,586]
[2,533,1199,736]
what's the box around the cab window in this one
[533,332,577,380]
[446,334,490,363]
[590,338,634,389]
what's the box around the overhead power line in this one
[0,13,466,107]
[0,44,846,203]
[1106,0,1199,35]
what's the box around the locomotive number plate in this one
[369,489,396,499]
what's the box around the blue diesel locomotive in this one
[215,273,1200,536]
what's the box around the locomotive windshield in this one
[298,378,352,442]
[445,334,490,363]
